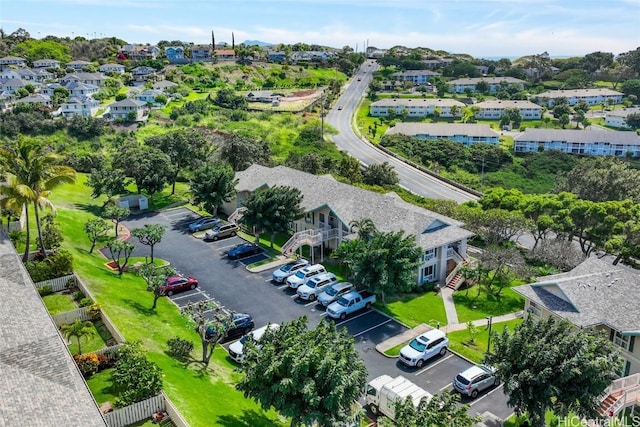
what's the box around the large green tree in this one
[362,162,399,188]
[381,392,479,427]
[131,224,166,264]
[0,173,32,261]
[219,134,271,171]
[112,145,172,197]
[333,230,423,305]
[0,137,76,257]
[240,186,304,247]
[181,300,234,366]
[111,342,163,407]
[237,316,367,427]
[106,239,135,276]
[86,165,129,205]
[83,218,110,254]
[139,264,175,310]
[485,316,622,427]
[145,129,210,194]
[189,162,237,216]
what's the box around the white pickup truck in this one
[326,290,375,320]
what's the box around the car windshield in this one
[326,286,338,296]
[281,264,294,273]
[294,271,305,279]
[336,296,349,306]
[212,226,221,232]
[307,281,317,289]
[409,339,426,352]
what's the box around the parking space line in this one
[169,290,207,301]
[414,353,454,376]
[439,382,452,392]
[265,278,274,282]
[469,383,504,406]
[277,284,289,290]
[353,319,392,337]
[290,294,298,299]
[335,309,374,327]
[304,300,316,307]
[319,312,327,317]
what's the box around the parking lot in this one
[122,207,513,421]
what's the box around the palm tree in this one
[61,320,95,355]
[0,137,76,257]
[349,218,377,241]
[0,174,32,261]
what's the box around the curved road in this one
[326,60,478,203]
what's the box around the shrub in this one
[73,290,85,301]
[86,303,102,320]
[112,342,163,407]
[25,249,73,282]
[79,297,93,307]
[167,336,194,359]
[74,353,100,377]
[37,284,53,296]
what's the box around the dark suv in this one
[204,313,255,342]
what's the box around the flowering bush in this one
[74,353,100,377]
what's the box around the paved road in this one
[121,208,514,422]
[325,60,478,203]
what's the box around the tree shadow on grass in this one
[162,350,210,375]
[75,202,105,217]
[217,409,283,427]
[122,298,156,316]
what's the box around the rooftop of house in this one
[513,257,640,334]
[536,88,624,98]
[235,165,474,250]
[392,70,440,77]
[514,128,640,145]
[109,98,146,107]
[606,107,640,118]
[475,99,543,109]
[385,123,500,138]
[447,77,526,85]
[0,236,106,426]
[371,98,466,108]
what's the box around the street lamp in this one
[486,316,493,353]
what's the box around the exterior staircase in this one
[228,207,247,224]
[446,259,469,290]
[281,228,340,256]
[598,373,640,417]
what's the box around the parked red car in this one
[160,275,198,296]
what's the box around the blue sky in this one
[1,0,639,58]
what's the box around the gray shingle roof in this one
[513,257,640,333]
[448,77,525,85]
[235,165,474,250]
[371,98,466,108]
[475,99,542,109]
[0,236,106,426]
[385,123,500,138]
[514,128,640,146]
[536,88,623,98]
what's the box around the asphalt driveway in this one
[121,207,513,422]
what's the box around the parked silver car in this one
[453,364,499,398]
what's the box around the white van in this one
[296,272,338,301]
[228,323,279,363]
[286,264,326,289]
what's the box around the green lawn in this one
[65,321,109,355]
[85,368,117,404]
[376,290,447,328]
[447,318,522,363]
[42,293,77,314]
[453,286,525,323]
[48,179,286,427]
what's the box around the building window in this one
[422,265,436,282]
[305,212,314,224]
[527,301,541,318]
[613,330,631,351]
[424,248,436,260]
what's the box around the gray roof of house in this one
[109,98,146,107]
[475,99,542,109]
[371,98,466,108]
[392,70,440,77]
[536,88,623,98]
[385,123,500,138]
[606,107,640,118]
[0,236,106,426]
[514,128,640,146]
[152,80,178,89]
[235,165,473,249]
[513,257,640,334]
[448,77,526,85]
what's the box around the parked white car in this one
[317,282,354,307]
[296,272,338,301]
[228,323,279,363]
[286,264,326,289]
[271,259,309,283]
[399,329,448,368]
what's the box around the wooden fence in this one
[35,273,76,292]
[103,394,165,427]
[52,306,93,326]
[93,344,122,363]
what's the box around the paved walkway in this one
[441,287,459,324]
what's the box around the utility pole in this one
[320,91,325,141]
[480,155,486,191]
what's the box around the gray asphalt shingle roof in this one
[513,257,640,333]
[235,165,474,250]
[514,128,640,146]
[0,237,106,426]
[385,123,500,138]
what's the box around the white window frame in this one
[424,248,436,261]
[613,330,631,351]
[422,265,436,282]
[527,301,541,318]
